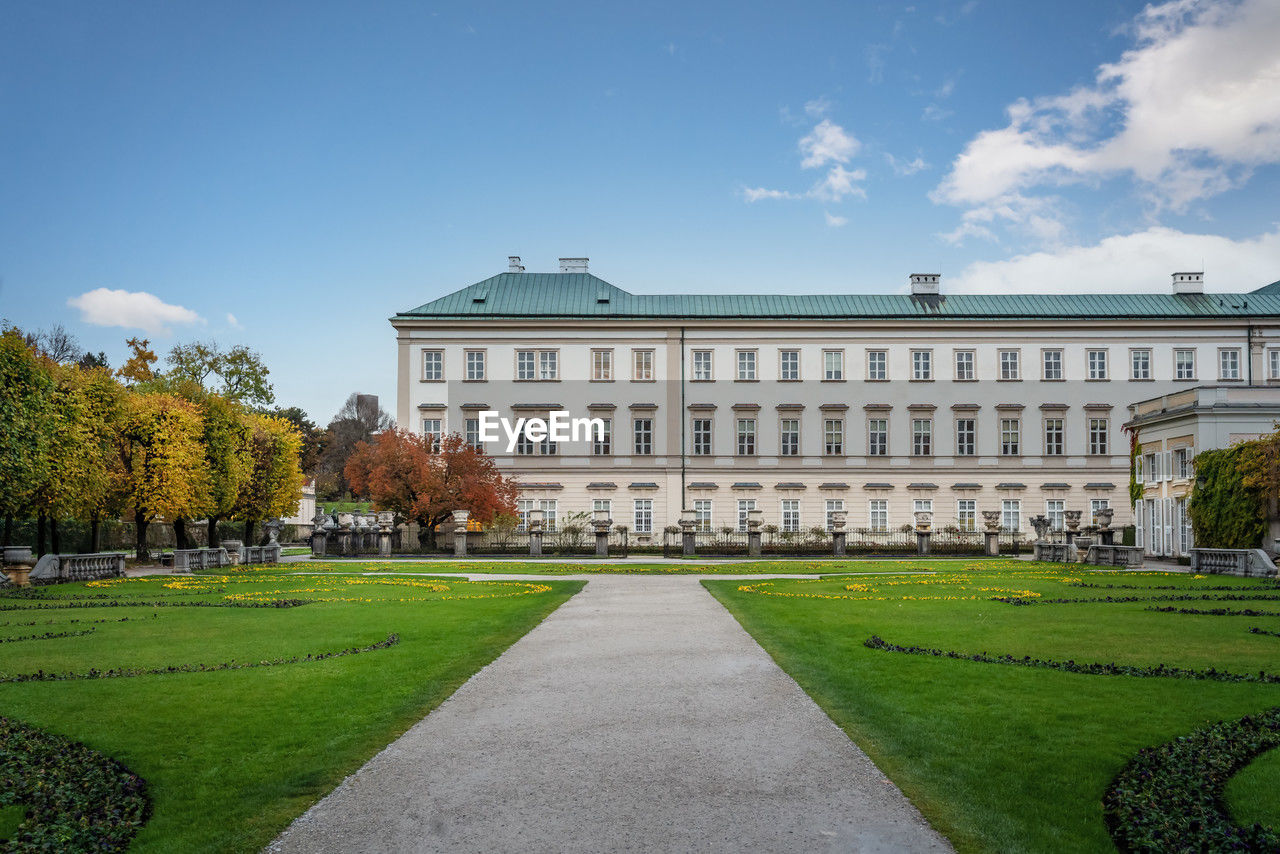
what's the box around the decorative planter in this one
[4,545,33,565]
[4,567,31,587]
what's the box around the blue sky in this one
[3,0,1279,423]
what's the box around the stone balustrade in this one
[29,552,127,583]
[171,548,233,571]
[1189,548,1277,578]
[1084,544,1144,568]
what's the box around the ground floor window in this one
[868,500,887,532]
[1046,499,1064,531]
[1089,498,1110,527]
[592,498,611,519]
[737,499,757,532]
[780,499,800,532]
[693,499,712,532]
[1001,499,1021,533]
[633,499,653,534]
[827,499,846,531]
[957,499,976,532]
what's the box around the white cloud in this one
[67,288,202,335]
[804,97,832,118]
[743,187,801,202]
[824,211,849,227]
[798,119,861,168]
[226,312,243,329]
[947,225,1280,294]
[921,104,953,122]
[935,0,1280,224]
[810,165,867,202]
[885,153,929,176]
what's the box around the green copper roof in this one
[395,272,1280,321]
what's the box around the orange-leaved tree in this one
[345,430,517,547]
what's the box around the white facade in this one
[393,265,1280,543]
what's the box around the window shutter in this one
[1164,451,1173,482]
[1135,501,1144,550]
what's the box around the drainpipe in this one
[1247,324,1254,385]
[680,326,686,510]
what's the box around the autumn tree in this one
[116,391,209,559]
[268,405,325,475]
[318,393,392,498]
[0,327,55,547]
[345,430,517,547]
[232,413,304,543]
[167,341,274,406]
[117,337,158,385]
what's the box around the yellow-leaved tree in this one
[232,413,304,543]
[116,391,210,559]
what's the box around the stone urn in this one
[1063,510,1082,533]
[914,511,933,533]
[829,510,847,532]
[1030,514,1051,541]
[981,510,1002,533]
[3,545,33,587]
[1094,507,1115,531]
[746,508,764,532]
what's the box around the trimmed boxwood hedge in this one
[1103,708,1280,853]
[0,716,150,852]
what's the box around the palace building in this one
[392,257,1280,558]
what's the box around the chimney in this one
[508,256,525,273]
[559,257,589,273]
[1172,271,1203,294]
[909,273,941,296]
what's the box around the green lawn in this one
[0,567,581,852]
[296,557,947,574]
[704,560,1280,853]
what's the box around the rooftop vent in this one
[1172,271,1203,295]
[559,257,589,273]
[508,256,525,273]
[910,273,941,296]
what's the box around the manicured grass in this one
[704,561,1280,853]
[297,558,949,574]
[0,568,581,852]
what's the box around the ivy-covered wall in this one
[1187,446,1267,549]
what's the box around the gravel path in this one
[268,576,952,853]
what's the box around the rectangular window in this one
[867,350,887,381]
[592,349,613,381]
[736,499,757,532]
[692,350,713,381]
[633,499,653,534]
[693,499,712,532]
[464,418,480,449]
[1000,418,1021,456]
[823,418,844,455]
[1270,350,1280,380]
[912,419,932,456]
[539,499,558,532]
[957,499,976,532]
[867,500,887,532]
[779,350,799,381]
[780,499,800,533]
[465,350,486,381]
[539,350,558,381]
[1001,499,1021,532]
[736,418,757,455]
[516,499,533,530]
[1175,349,1195,380]
[1220,348,1241,380]
[593,419,612,456]
[539,432,557,456]
[954,350,975,381]
[913,498,933,516]
[422,350,443,381]
[779,419,799,456]
[633,418,653,455]
[1042,349,1062,380]
[912,350,932,381]
[515,431,534,455]
[1175,447,1192,479]
[868,419,888,456]
[1046,499,1065,531]
[692,418,712,456]
[999,350,1020,380]
[1088,349,1108,380]
[1131,349,1151,380]
[593,498,611,518]
[1044,418,1064,456]
[516,350,536,381]
[955,419,975,456]
[826,499,846,531]
[1088,418,1109,455]
[1089,498,1110,527]
[1146,451,1160,482]
[633,349,654,381]
[736,350,757,381]
[823,350,844,381]
[421,418,442,452]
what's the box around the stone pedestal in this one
[832,532,847,557]
[451,510,469,558]
[917,531,931,555]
